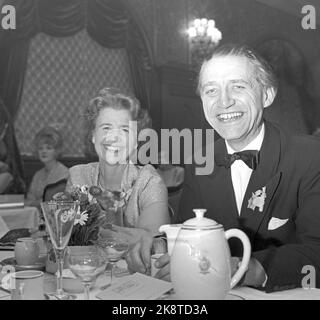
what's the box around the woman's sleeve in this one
[139,169,168,211]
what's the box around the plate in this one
[0,243,15,250]
[0,257,45,271]
[160,291,245,300]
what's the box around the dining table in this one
[0,206,40,231]
[1,248,320,300]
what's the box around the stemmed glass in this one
[96,235,129,289]
[41,200,79,300]
[68,246,107,300]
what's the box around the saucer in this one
[0,257,45,272]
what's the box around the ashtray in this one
[0,257,45,272]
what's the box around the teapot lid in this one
[182,209,221,228]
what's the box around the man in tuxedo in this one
[126,44,320,292]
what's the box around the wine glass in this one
[96,236,129,289]
[40,200,78,300]
[68,246,107,300]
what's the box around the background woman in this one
[25,126,69,208]
[66,87,170,242]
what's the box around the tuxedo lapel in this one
[240,121,282,237]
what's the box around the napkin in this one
[96,273,173,300]
[0,217,9,240]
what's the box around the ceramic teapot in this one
[159,209,251,300]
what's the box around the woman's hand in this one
[98,224,152,247]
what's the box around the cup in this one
[14,237,40,266]
[11,270,44,300]
[151,253,163,277]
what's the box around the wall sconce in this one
[187,18,222,69]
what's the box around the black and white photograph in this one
[0,0,320,304]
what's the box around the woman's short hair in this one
[33,126,64,156]
[197,43,279,95]
[83,87,151,134]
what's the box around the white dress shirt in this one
[225,123,265,215]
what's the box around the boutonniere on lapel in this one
[247,186,266,212]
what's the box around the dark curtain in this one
[0,97,25,193]
[0,0,154,117]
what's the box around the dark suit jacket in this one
[177,121,320,292]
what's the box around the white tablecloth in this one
[1,246,320,300]
[0,206,39,231]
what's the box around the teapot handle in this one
[225,229,251,289]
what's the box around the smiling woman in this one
[65,88,170,244]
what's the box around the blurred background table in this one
[0,206,40,230]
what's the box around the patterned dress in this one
[66,163,168,228]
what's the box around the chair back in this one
[42,179,67,201]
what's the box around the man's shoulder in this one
[266,121,320,151]
[280,128,320,157]
[267,122,320,170]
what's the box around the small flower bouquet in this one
[53,185,127,246]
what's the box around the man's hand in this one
[154,253,170,282]
[230,256,241,277]
[126,233,168,275]
[126,233,154,275]
[230,256,267,288]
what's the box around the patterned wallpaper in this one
[15,30,133,157]
[13,0,320,156]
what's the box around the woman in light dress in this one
[66,88,170,244]
[26,126,69,208]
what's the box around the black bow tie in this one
[215,150,260,170]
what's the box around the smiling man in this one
[126,44,320,293]
[176,44,320,291]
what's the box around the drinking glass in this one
[41,200,78,300]
[97,236,129,288]
[68,246,107,300]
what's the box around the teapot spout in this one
[158,224,182,255]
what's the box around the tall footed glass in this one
[41,200,79,300]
